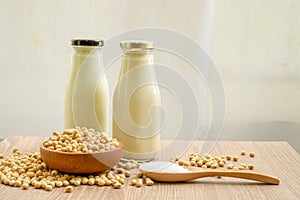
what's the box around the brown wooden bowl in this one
[40,144,122,174]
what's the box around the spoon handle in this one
[191,170,280,185]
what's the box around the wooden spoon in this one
[139,161,280,185]
[40,144,122,174]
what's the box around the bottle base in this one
[120,150,158,162]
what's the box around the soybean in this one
[113,182,122,189]
[65,186,73,193]
[248,164,254,170]
[233,156,238,162]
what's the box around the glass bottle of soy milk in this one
[65,39,109,133]
[113,41,161,161]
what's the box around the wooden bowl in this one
[40,144,122,174]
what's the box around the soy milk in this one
[113,41,161,161]
[65,39,109,133]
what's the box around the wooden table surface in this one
[0,137,299,200]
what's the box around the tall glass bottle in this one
[113,41,161,161]
[65,39,109,133]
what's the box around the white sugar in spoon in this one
[139,161,280,185]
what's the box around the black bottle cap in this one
[71,39,104,46]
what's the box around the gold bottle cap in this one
[120,40,154,52]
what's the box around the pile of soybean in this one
[170,150,255,171]
[43,127,120,153]
[0,128,154,193]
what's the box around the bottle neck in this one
[123,49,152,56]
[70,46,103,78]
[119,51,154,77]
[72,46,101,55]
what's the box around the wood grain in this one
[0,137,299,200]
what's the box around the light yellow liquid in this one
[113,51,161,160]
[65,46,109,133]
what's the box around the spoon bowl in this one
[40,144,122,174]
[139,161,280,185]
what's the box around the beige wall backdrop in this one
[211,0,300,152]
[0,0,299,152]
